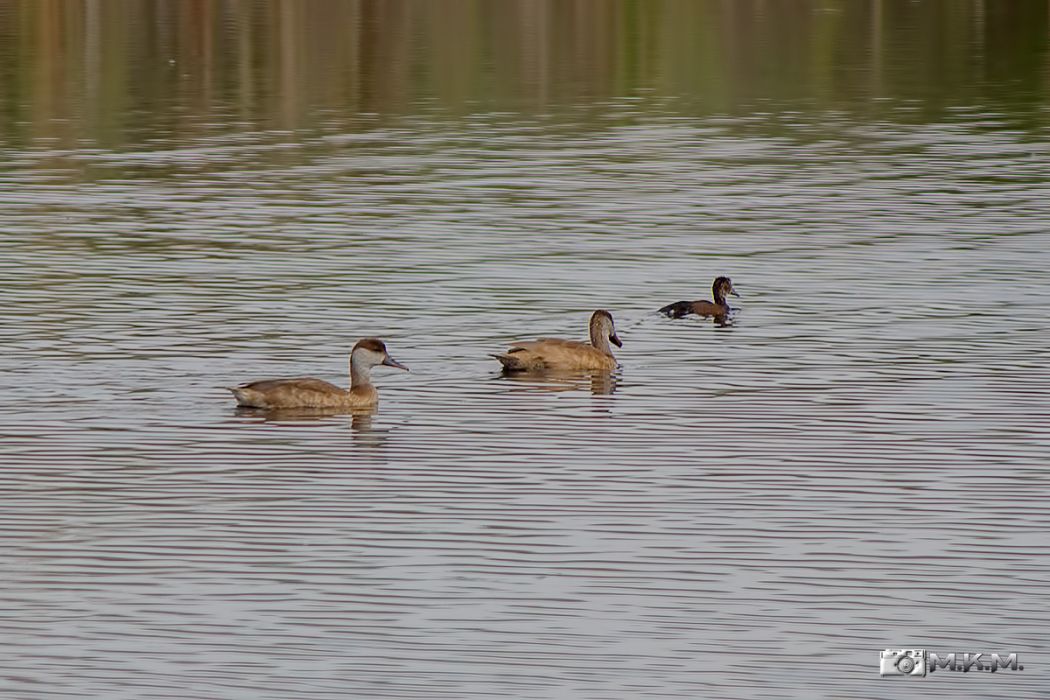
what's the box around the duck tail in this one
[490,353,526,373]
[658,301,694,318]
[227,386,260,408]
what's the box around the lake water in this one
[2,2,1049,698]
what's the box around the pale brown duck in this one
[492,310,622,372]
[228,338,408,410]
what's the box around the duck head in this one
[352,337,409,372]
[713,276,740,302]
[589,309,622,350]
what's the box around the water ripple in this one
[2,105,1049,699]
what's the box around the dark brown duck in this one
[658,276,739,319]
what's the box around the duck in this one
[228,337,408,410]
[658,276,739,318]
[492,310,622,372]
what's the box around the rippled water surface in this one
[2,2,1050,698]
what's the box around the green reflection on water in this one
[0,0,1048,148]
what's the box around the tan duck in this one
[228,338,408,410]
[658,276,739,318]
[492,310,622,372]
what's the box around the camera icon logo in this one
[880,649,927,677]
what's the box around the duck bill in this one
[383,356,410,371]
[610,333,623,348]
[730,288,740,298]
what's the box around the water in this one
[2,2,1050,698]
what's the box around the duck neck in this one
[349,353,374,390]
[712,283,726,306]
[590,324,614,356]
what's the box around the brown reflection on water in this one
[497,369,619,396]
[2,0,1048,146]
[233,407,390,448]
[233,406,377,422]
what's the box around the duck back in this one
[658,299,728,318]
[494,339,617,372]
[657,300,695,318]
[229,377,370,409]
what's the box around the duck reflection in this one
[713,313,736,328]
[233,405,353,421]
[232,406,390,449]
[496,369,619,396]
[347,411,389,450]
